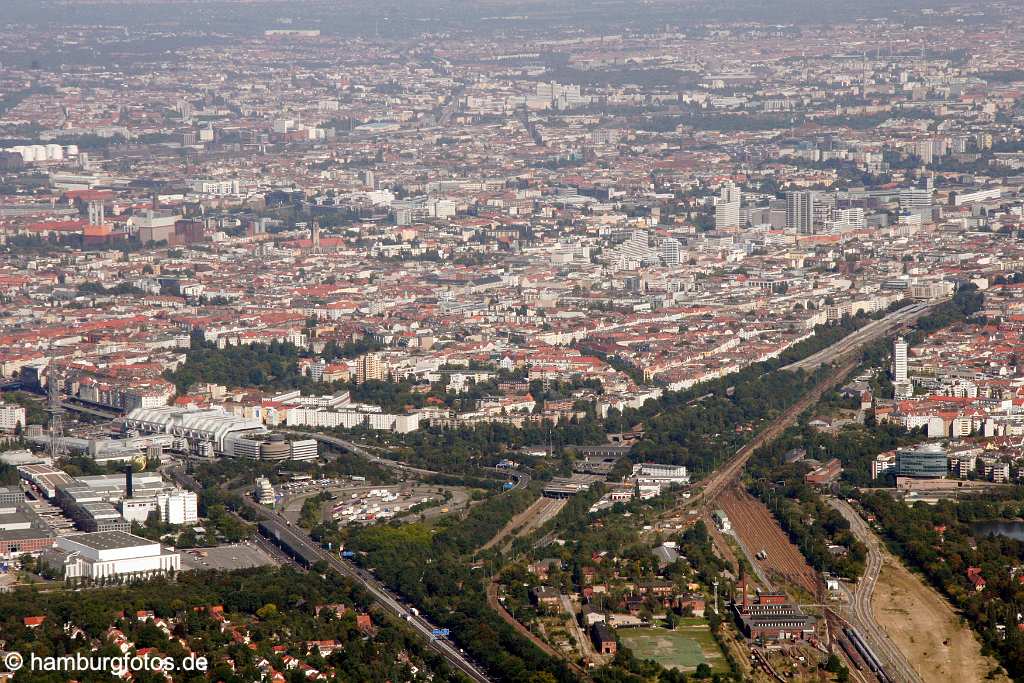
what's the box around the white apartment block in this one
[157,490,199,525]
[286,407,421,434]
[0,403,26,432]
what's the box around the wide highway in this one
[167,459,493,683]
[167,439,522,683]
[282,430,444,477]
[253,507,493,683]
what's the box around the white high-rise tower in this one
[893,336,908,383]
[714,181,741,229]
[893,336,912,398]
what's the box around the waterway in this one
[971,520,1024,541]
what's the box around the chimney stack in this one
[124,464,134,499]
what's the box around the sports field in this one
[616,622,727,672]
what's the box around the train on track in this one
[843,626,892,683]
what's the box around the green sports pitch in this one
[616,623,727,672]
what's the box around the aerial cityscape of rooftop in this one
[3,0,1024,681]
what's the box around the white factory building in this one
[159,490,198,524]
[44,531,180,581]
[631,463,690,485]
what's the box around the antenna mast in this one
[46,354,65,461]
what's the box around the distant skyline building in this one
[660,238,681,266]
[826,207,865,232]
[355,353,386,384]
[786,191,815,234]
[618,229,657,267]
[893,336,908,383]
[899,187,933,211]
[893,336,913,398]
[714,181,741,229]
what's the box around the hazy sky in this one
[2,0,975,34]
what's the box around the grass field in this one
[873,561,1008,682]
[616,623,727,672]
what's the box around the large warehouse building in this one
[124,406,317,460]
[42,530,180,580]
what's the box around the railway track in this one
[781,301,938,373]
[719,486,820,597]
[165,465,493,682]
[480,496,565,553]
[696,358,858,513]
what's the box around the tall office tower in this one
[892,337,909,385]
[892,335,909,385]
[893,336,909,383]
[786,191,816,234]
[893,336,913,399]
[660,238,681,266]
[714,182,741,229]
[914,139,934,165]
[720,181,741,205]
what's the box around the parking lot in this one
[179,542,279,571]
[275,475,357,495]
[279,481,473,526]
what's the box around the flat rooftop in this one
[0,528,54,541]
[63,530,155,551]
